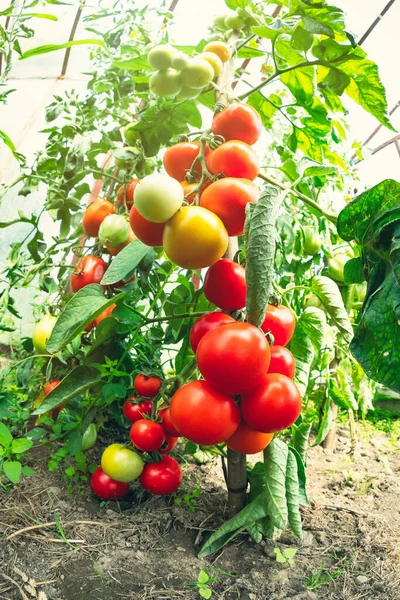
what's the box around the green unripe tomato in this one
[149,69,182,97]
[147,44,175,70]
[32,314,57,353]
[198,51,223,77]
[171,51,190,71]
[177,85,201,100]
[82,424,97,451]
[101,443,144,483]
[114,146,139,170]
[327,253,350,282]
[181,58,214,89]
[213,15,229,30]
[224,14,246,30]
[303,293,324,311]
[134,173,184,223]
[124,123,138,146]
[99,214,130,247]
[303,226,322,256]
[353,282,366,304]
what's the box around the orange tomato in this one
[82,198,116,237]
[203,41,231,63]
[116,178,140,208]
[226,421,273,454]
[163,142,210,182]
[212,102,262,145]
[206,140,259,180]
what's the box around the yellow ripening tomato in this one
[32,315,57,353]
[162,206,228,269]
[101,444,144,483]
[203,41,231,63]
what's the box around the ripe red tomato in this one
[241,373,302,433]
[129,206,165,246]
[94,303,116,326]
[139,455,182,495]
[90,466,129,500]
[204,259,246,311]
[44,380,61,396]
[261,305,296,346]
[268,346,296,379]
[116,178,140,207]
[200,177,260,236]
[206,141,259,180]
[163,141,209,181]
[158,406,181,437]
[196,322,270,395]
[122,398,153,423]
[82,198,116,237]
[170,380,240,445]
[130,419,166,452]
[189,312,234,352]
[212,102,263,145]
[134,374,162,398]
[226,421,273,454]
[160,435,179,454]
[70,255,107,293]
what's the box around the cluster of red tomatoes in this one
[91,374,183,501]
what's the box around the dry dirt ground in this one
[0,422,399,600]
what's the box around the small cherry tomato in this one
[82,198,116,237]
[212,102,263,145]
[134,374,162,398]
[116,178,140,208]
[90,466,129,500]
[130,419,166,452]
[70,255,107,293]
[226,421,273,454]
[261,305,296,347]
[206,140,259,180]
[189,312,234,352]
[123,398,153,423]
[139,455,182,495]
[203,259,246,311]
[268,346,296,379]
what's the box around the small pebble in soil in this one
[355,575,369,586]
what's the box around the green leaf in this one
[318,67,350,97]
[198,492,268,557]
[280,67,315,108]
[0,129,16,153]
[3,461,22,484]
[289,326,314,397]
[102,382,126,404]
[21,466,35,476]
[32,366,101,415]
[198,571,209,585]
[285,450,302,539]
[312,39,351,62]
[291,421,312,465]
[263,439,289,531]
[101,239,153,285]
[313,392,332,446]
[46,285,123,353]
[245,185,281,327]
[0,422,13,447]
[344,257,365,285]
[19,39,105,60]
[311,276,353,343]
[290,25,313,52]
[21,13,59,21]
[11,438,33,454]
[302,16,334,38]
[199,588,212,600]
[288,445,310,508]
[297,157,336,178]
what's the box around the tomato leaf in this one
[3,461,22,484]
[245,185,280,327]
[312,392,332,446]
[46,285,124,353]
[101,239,153,285]
[19,39,105,60]
[291,421,312,466]
[263,439,289,531]
[285,450,302,539]
[288,445,310,508]
[310,276,353,343]
[32,366,101,415]
[11,438,33,454]
[0,422,13,447]
[289,308,326,397]
[344,257,364,285]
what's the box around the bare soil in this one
[0,422,399,600]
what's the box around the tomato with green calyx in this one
[268,346,296,379]
[212,102,262,146]
[171,51,190,71]
[203,41,231,62]
[163,141,209,182]
[139,455,182,495]
[158,406,181,437]
[303,226,322,256]
[207,140,259,180]
[327,253,350,282]
[199,52,223,77]
[204,258,246,311]
[170,380,240,445]
[261,304,295,347]
[189,312,234,352]
[147,44,176,70]
[123,398,152,423]
[129,206,165,247]
[197,322,271,395]
[108,227,135,256]
[130,419,166,452]
[134,173,183,223]
[70,255,107,292]
[160,435,179,454]
[241,373,302,433]
[101,444,144,483]
[82,198,116,237]
[163,206,228,269]
[200,177,260,236]
[99,214,130,248]
[33,315,57,353]
[224,13,246,30]
[303,293,324,310]
[181,58,214,89]
[134,374,162,398]
[82,423,97,451]
[149,69,182,97]
[90,467,129,500]
[116,179,140,208]
[226,421,273,455]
